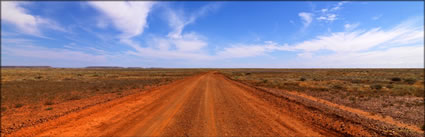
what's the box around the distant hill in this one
[85,66,124,69]
[1,66,52,68]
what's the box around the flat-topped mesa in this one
[85,66,124,69]
[1,66,52,68]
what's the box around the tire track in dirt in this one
[6,71,420,137]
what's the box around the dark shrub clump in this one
[404,78,416,84]
[370,84,382,90]
[391,77,401,82]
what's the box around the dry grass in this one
[1,68,204,112]
[221,69,424,97]
[221,69,424,128]
[1,68,205,134]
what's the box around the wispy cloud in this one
[1,1,66,38]
[216,41,293,58]
[298,12,313,28]
[316,2,347,23]
[123,3,220,59]
[213,18,423,67]
[3,44,107,62]
[88,1,155,39]
[293,19,423,53]
[166,3,220,39]
[344,23,359,31]
[316,14,337,22]
[372,14,383,20]
[291,45,424,68]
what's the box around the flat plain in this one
[1,68,423,136]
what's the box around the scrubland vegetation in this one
[1,68,203,109]
[221,69,424,128]
[1,68,204,133]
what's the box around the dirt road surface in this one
[6,72,423,136]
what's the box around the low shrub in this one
[422,124,425,131]
[68,95,81,100]
[370,84,382,90]
[404,78,416,84]
[1,107,6,112]
[391,77,401,82]
[333,85,344,90]
[44,100,54,105]
[391,85,423,97]
[299,77,306,81]
[14,104,23,108]
[45,107,53,111]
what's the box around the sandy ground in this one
[4,72,423,136]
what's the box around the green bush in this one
[299,77,306,81]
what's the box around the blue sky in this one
[1,1,424,68]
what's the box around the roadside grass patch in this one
[44,100,54,105]
[390,85,423,97]
[1,107,7,112]
[1,68,204,114]
[68,95,81,101]
[14,103,23,108]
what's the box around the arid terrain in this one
[1,69,424,136]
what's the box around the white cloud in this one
[293,20,423,53]
[317,14,337,22]
[215,18,423,67]
[1,1,65,37]
[315,2,347,23]
[96,18,109,29]
[125,3,220,59]
[166,3,220,39]
[216,41,293,58]
[372,14,382,20]
[89,2,220,60]
[344,23,359,31]
[298,12,313,27]
[89,1,155,39]
[173,33,207,52]
[294,46,424,68]
[3,44,107,62]
[330,1,347,11]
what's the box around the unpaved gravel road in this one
[6,72,422,136]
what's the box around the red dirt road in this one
[6,72,422,136]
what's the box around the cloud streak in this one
[298,12,313,28]
[88,1,155,39]
[211,18,424,67]
[1,1,65,37]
